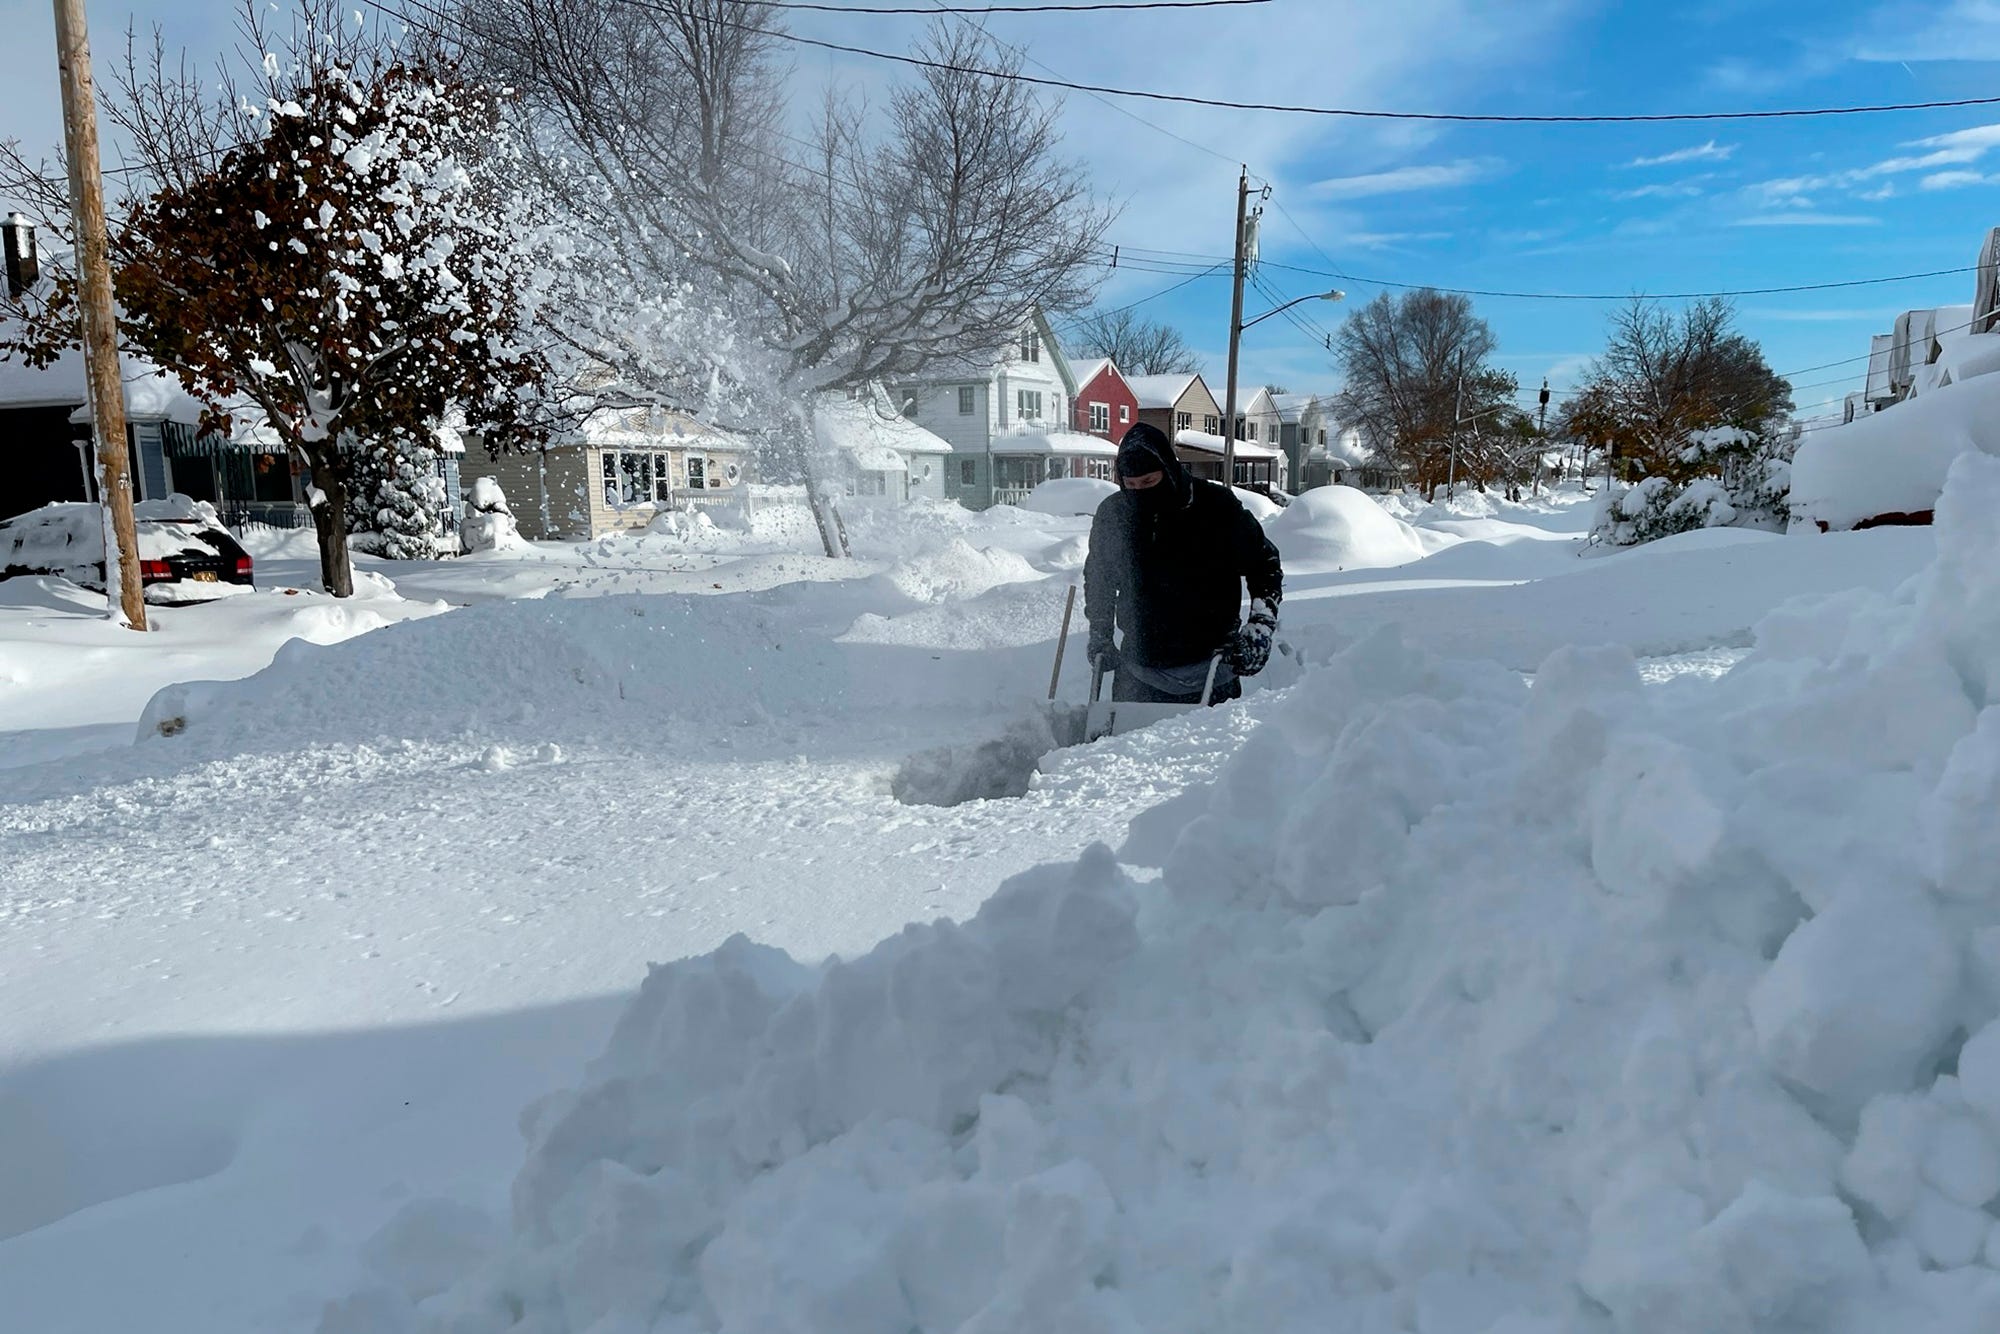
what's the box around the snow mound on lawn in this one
[337,457,2000,1334]
[1791,370,2000,529]
[1021,477,1115,516]
[874,538,1045,605]
[139,592,848,754]
[1267,484,1428,571]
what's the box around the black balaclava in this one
[1116,422,1185,509]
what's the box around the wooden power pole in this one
[1221,166,1250,483]
[52,0,144,630]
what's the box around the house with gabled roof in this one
[1127,372,1221,449]
[893,310,1092,509]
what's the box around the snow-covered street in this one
[1,480,1967,1331]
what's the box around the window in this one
[686,455,707,490]
[653,452,671,502]
[1267,424,1279,444]
[602,450,658,507]
[1176,411,1192,432]
[1048,458,1066,481]
[1204,414,1219,435]
[1088,401,1109,433]
[958,385,975,415]
[960,458,976,487]
[1317,429,1327,446]
[1085,458,1113,481]
[1119,404,1130,423]
[1019,331,1039,363]
[1017,389,1043,420]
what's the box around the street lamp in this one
[1224,289,1344,481]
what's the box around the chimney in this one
[3,213,39,299]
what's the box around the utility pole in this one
[53,0,144,630]
[1221,166,1251,484]
[1447,371,1462,501]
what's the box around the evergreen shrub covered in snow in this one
[330,456,2000,1333]
[345,441,447,561]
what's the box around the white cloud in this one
[1920,170,1995,190]
[1626,140,1736,168]
[1732,212,1883,227]
[1309,158,1503,199]
[1610,180,1708,201]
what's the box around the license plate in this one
[189,570,219,582]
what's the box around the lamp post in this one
[1223,288,1344,481]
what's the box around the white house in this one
[894,311,1077,509]
[816,392,955,506]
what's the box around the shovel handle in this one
[1049,583,1077,701]
[1199,653,1223,707]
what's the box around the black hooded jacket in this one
[1084,423,1284,669]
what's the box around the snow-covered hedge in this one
[327,455,2000,1334]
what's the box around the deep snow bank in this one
[1790,370,2000,529]
[1269,485,1429,572]
[336,456,2000,1333]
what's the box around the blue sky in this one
[7,0,2000,418]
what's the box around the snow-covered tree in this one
[345,439,447,561]
[449,1,1110,554]
[0,2,558,595]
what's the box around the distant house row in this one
[1843,226,2000,424]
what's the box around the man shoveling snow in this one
[1085,422,1284,704]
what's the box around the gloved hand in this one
[1087,631,1120,676]
[1224,597,1279,677]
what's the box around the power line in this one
[1052,262,1227,330]
[688,13,2000,125]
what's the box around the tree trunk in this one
[786,407,848,560]
[307,454,356,597]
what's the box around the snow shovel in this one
[1081,654,1224,742]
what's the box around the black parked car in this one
[0,501,255,603]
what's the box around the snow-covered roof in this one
[563,404,753,453]
[1071,357,1118,391]
[1126,373,1200,409]
[1270,392,1326,423]
[1240,386,1279,417]
[814,395,952,474]
[989,429,1117,457]
[1174,430,1281,461]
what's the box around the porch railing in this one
[993,486,1034,507]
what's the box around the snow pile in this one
[1020,477,1114,516]
[1266,484,1428,571]
[337,454,2000,1334]
[1791,369,2000,529]
[872,538,1044,605]
[137,590,849,755]
[460,476,527,553]
[1232,486,1284,522]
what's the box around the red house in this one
[1071,357,1140,447]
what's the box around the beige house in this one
[474,402,755,540]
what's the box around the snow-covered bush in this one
[460,476,525,553]
[345,441,447,561]
[1591,426,1796,547]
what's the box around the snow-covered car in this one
[0,500,254,603]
